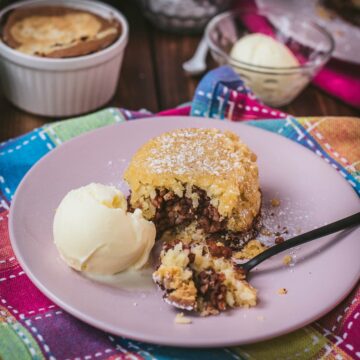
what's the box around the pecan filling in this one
[195,268,228,312]
[151,187,226,235]
[128,186,261,251]
[152,239,257,316]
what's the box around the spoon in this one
[182,36,209,76]
[237,212,360,275]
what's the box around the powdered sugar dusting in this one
[147,129,253,176]
[256,192,319,270]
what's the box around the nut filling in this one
[152,187,226,234]
[131,186,261,250]
[153,240,257,316]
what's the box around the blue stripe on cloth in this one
[0,129,55,201]
[191,66,253,119]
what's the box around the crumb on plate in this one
[283,255,292,266]
[174,312,192,324]
[278,288,288,295]
[271,198,280,207]
[257,315,265,321]
[260,227,272,236]
[275,236,285,244]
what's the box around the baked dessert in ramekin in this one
[2,5,121,58]
[0,0,128,116]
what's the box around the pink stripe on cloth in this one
[225,88,287,120]
[313,60,360,109]
[157,106,191,116]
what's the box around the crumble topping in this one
[2,6,121,58]
[147,129,255,176]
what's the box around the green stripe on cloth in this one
[0,309,44,360]
[234,327,329,360]
[43,108,125,144]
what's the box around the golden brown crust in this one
[124,128,261,233]
[1,6,121,58]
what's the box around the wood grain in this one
[0,1,358,142]
[282,85,359,117]
[108,1,159,113]
[150,28,201,109]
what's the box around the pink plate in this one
[9,117,360,347]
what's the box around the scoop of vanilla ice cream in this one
[53,183,156,275]
[230,33,299,68]
[229,33,308,106]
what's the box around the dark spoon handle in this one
[240,212,360,273]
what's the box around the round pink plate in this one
[9,117,360,347]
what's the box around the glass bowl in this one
[137,0,232,34]
[205,9,335,107]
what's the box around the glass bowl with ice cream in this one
[205,9,334,106]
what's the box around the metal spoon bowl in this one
[182,36,209,76]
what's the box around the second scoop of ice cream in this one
[53,183,156,275]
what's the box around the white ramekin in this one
[0,0,129,117]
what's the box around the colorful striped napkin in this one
[0,66,359,360]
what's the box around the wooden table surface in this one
[0,1,359,142]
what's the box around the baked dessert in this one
[1,6,121,58]
[153,239,257,316]
[124,128,262,250]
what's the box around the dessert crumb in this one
[133,302,138,306]
[335,29,344,37]
[257,315,265,321]
[275,236,285,244]
[271,198,280,207]
[234,240,267,260]
[278,288,288,295]
[260,227,272,236]
[283,255,292,266]
[175,312,192,324]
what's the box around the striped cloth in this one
[0,66,359,360]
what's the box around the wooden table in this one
[0,1,358,142]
